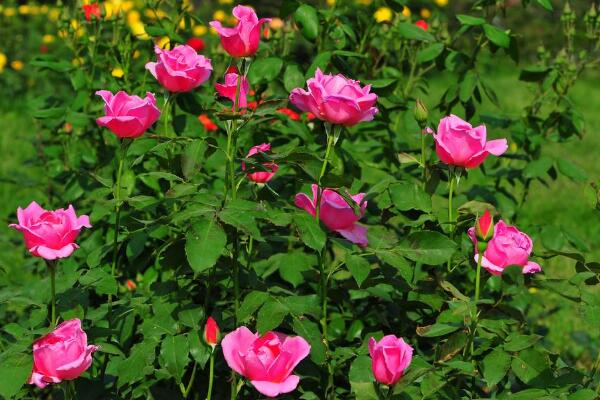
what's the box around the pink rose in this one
[369,335,413,386]
[295,184,368,247]
[96,90,160,139]
[468,220,542,276]
[145,44,213,92]
[215,72,250,108]
[242,143,278,184]
[289,68,378,126]
[427,115,508,169]
[29,319,99,388]
[9,202,91,260]
[222,327,310,397]
[209,5,271,57]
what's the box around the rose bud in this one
[413,99,428,128]
[29,319,99,388]
[186,37,205,52]
[126,279,137,291]
[369,335,413,386]
[198,114,218,132]
[475,210,494,242]
[9,202,91,260]
[242,143,279,184]
[203,317,220,349]
[215,72,250,109]
[415,19,429,30]
[209,5,271,58]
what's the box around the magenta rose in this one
[209,5,271,58]
[289,68,378,126]
[222,326,310,397]
[29,319,99,388]
[215,72,250,108]
[145,44,213,92]
[295,184,368,247]
[9,202,91,260]
[242,143,279,184]
[96,90,160,139]
[427,114,508,169]
[468,220,542,276]
[369,335,413,386]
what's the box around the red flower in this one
[186,37,205,52]
[475,209,494,241]
[198,114,218,131]
[226,65,239,74]
[306,112,316,121]
[415,19,429,31]
[83,3,101,21]
[203,317,220,348]
[126,279,137,291]
[263,26,271,39]
[277,108,301,121]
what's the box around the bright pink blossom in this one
[427,115,507,169]
[145,45,213,93]
[209,5,271,57]
[29,319,98,388]
[289,69,378,126]
[468,220,542,276]
[369,335,413,386]
[242,143,278,184]
[295,185,368,246]
[96,90,160,139]
[215,72,250,108]
[222,326,310,397]
[9,202,91,260]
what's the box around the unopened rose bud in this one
[203,317,220,349]
[475,209,494,242]
[413,99,428,128]
[126,279,137,291]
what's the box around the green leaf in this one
[346,255,371,287]
[416,323,461,337]
[294,4,319,40]
[284,64,306,92]
[460,70,478,102]
[350,356,378,400]
[79,267,118,295]
[275,251,316,287]
[160,335,190,384]
[510,348,550,385]
[397,23,435,42]
[395,231,457,265]
[181,140,206,180]
[0,351,32,398]
[568,389,599,400]
[248,57,283,85]
[417,43,444,63]
[483,24,510,48]
[557,158,588,183]
[536,0,553,11]
[185,217,227,274]
[294,213,326,251]
[456,14,486,26]
[482,349,511,387]
[239,291,270,322]
[293,318,326,364]
[375,250,413,283]
[117,339,158,386]
[388,182,432,212]
[257,299,289,334]
[503,333,542,352]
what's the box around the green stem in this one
[205,353,215,400]
[420,131,427,187]
[49,261,56,329]
[315,127,336,222]
[466,252,484,359]
[108,141,127,306]
[474,253,483,304]
[183,362,198,399]
[448,174,456,238]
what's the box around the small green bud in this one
[413,99,429,128]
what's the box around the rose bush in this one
[0,1,599,400]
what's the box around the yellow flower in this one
[193,25,208,36]
[29,5,40,15]
[435,0,448,6]
[71,19,84,38]
[18,5,30,15]
[127,10,141,25]
[72,57,85,67]
[528,287,538,294]
[42,34,55,44]
[130,21,150,40]
[178,18,190,30]
[133,50,141,59]
[11,60,24,71]
[0,53,7,72]
[421,8,431,19]
[374,7,393,23]
[58,30,68,39]
[209,26,218,35]
[40,5,49,14]
[111,67,125,78]
[182,0,194,11]
[269,18,284,30]
[144,8,167,20]
[326,0,335,6]
[3,7,16,17]
[156,36,170,49]
[48,8,60,21]
[213,10,226,21]
[402,6,411,17]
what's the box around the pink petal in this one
[251,375,300,397]
[336,224,368,247]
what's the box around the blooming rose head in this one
[242,143,278,184]
[83,3,101,21]
[222,327,310,397]
[203,317,220,349]
[295,185,368,247]
[145,45,213,93]
[9,202,91,260]
[215,72,250,109]
[209,5,271,57]
[427,115,508,169]
[468,220,542,276]
[29,319,99,388]
[289,69,378,126]
[369,335,413,386]
[96,90,160,139]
